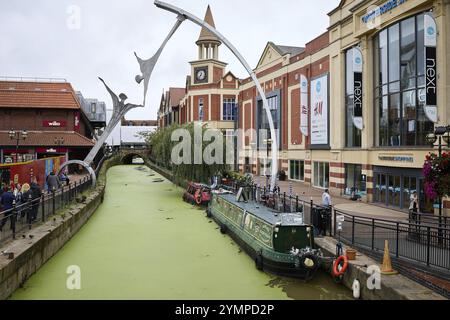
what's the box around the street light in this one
[8,129,28,163]
[263,138,273,187]
[426,125,450,240]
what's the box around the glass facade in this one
[373,13,434,147]
[257,93,281,149]
[345,49,362,147]
[373,167,433,213]
[289,160,304,181]
[313,162,329,189]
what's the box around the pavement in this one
[272,179,409,222]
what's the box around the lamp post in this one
[426,125,450,240]
[8,129,28,163]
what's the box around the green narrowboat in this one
[207,191,322,280]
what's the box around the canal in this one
[11,165,351,300]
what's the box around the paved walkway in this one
[272,179,408,222]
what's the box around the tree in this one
[144,123,230,185]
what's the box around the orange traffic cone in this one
[381,240,398,275]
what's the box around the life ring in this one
[194,189,202,205]
[300,252,320,271]
[332,255,348,277]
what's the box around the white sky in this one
[1,0,339,144]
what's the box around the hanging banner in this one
[74,111,81,132]
[300,74,309,136]
[424,13,438,123]
[310,74,329,146]
[352,47,364,130]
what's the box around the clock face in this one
[195,67,208,83]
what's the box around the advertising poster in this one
[300,74,309,136]
[310,74,329,146]
[424,13,437,123]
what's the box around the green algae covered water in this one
[10,165,352,300]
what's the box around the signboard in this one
[361,0,408,24]
[300,74,309,137]
[310,74,329,147]
[74,111,81,132]
[43,120,67,128]
[424,13,438,123]
[352,47,364,130]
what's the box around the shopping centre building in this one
[158,0,450,215]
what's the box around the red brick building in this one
[0,78,95,163]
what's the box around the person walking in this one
[322,189,332,207]
[409,191,419,222]
[30,177,42,222]
[0,186,16,232]
[46,171,61,192]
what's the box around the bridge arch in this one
[58,160,97,187]
[121,152,146,165]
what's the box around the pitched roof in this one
[0,81,81,110]
[169,87,185,108]
[272,43,305,57]
[0,131,94,147]
[196,5,221,45]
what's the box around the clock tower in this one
[190,5,227,86]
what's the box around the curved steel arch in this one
[58,160,97,187]
[154,0,279,192]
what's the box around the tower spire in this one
[196,5,221,60]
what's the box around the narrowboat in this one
[182,182,211,206]
[207,190,322,280]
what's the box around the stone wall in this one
[0,156,120,300]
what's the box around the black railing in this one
[228,182,333,236]
[333,208,450,271]
[0,177,92,246]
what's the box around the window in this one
[198,98,204,121]
[313,162,329,189]
[345,164,366,196]
[258,93,280,149]
[289,160,304,181]
[91,102,96,114]
[373,13,434,147]
[345,49,362,147]
[223,98,237,121]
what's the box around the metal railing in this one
[228,182,333,236]
[333,208,450,271]
[0,177,91,246]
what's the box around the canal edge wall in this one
[316,237,446,300]
[0,156,121,300]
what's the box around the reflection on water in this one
[10,165,352,300]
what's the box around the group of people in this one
[0,177,42,231]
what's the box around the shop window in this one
[313,162,329,189]
[345,49,362,148]
[373,13,434,147]
[345,164,366,196]
[289,160,304,181]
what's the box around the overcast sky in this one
[1,0,338,143]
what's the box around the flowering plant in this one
[423,152,450,199]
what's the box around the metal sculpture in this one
[134,15,185,105]
[154,0,279,192]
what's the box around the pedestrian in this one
[19,183,31,221]
[0,185,16,232]
[46,171,61,192]
[322,189,332,207]
[60,171,70,187]
[409,191,419,222]
[30,177,42,222]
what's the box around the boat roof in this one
[218,193,305,226]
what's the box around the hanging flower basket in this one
[423,152,450,200]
